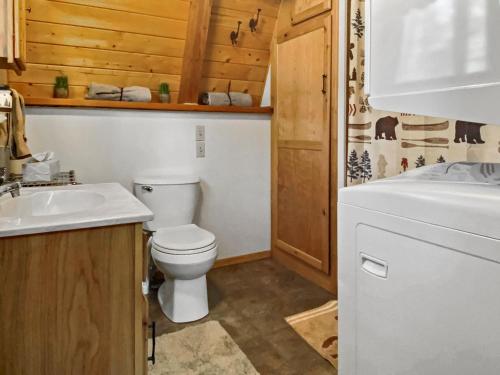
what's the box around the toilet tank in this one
[133,175,200,231]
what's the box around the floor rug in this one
[285,300,338,368]
[148,320,259,375]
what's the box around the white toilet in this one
[134,175,217,323]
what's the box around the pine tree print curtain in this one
[346,0,500,186]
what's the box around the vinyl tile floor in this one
[148,258,337,375]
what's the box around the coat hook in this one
[230,21,242,46]
[249,9,261,33]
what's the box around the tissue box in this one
[23,159,61,182]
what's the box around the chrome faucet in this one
[0,167,21,198]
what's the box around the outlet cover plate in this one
[196,141,205,158]
[196,125,205,141]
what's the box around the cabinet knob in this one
[26,7,31,13]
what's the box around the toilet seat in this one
[152,224,216,255]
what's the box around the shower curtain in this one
[346,0,500,186]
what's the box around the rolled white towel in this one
[86,83,121,100]
[201,92,231,106]
[200,92,253,107]
[229,92,252,107]
[86,83,152,102]
[122,86,152,102]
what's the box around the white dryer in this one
[338,163,500,375]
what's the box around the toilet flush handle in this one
[142,185,153,192]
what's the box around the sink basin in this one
[0,190,106,218]
[0,183,154,238]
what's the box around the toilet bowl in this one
[134,175,218,323]
[150,224,217,323]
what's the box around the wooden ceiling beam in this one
[178,0,213,104]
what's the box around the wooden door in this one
[291,0,332,24]
[274,16,331,274]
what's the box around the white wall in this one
[26,108,271,259]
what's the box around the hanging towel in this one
[0,89,31,160]
[86,83,152,102]
[200,92,253,107]
[11,89,31,159]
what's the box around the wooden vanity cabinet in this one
[0,223,148,375]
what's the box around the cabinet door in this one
[0,0,25,73]
[275,16,331,274]
[291,0,332,24]
[14,0,26,69]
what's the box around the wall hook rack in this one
[230,21,242,46]
[249,9,261,33]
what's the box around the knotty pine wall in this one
[7,0,278,105]
[202,0,280,104]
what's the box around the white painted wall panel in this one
[25,108,271,259]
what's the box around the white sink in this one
[0,190,106,218]
[0,183,154,237]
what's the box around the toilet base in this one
[157,276,209,323]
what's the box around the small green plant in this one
[54,76,69,98]
[55,76,68,89]
[159,82,170,95]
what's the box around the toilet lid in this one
[153,224,216,253]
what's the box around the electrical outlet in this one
[196,125,205,141]
[196,141,205,158]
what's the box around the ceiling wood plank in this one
[178,0,213,104]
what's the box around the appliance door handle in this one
[360,253,388,279]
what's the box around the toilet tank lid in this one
[134,174,200,185]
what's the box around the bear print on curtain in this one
[346,0,500,186]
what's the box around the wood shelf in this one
[24,98,273,114]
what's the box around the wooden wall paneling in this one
[26,0,187,39]
[8,64,182,90]
[26,21,186,57]
[9,82,180,103]
[11,0,190,102]
[202,61,268,82]
[214,0,281,18]
[211,7,277,35]
[178,0,213,104]
[205,44,270,66]
[207,25,274,50]
[202,2,279,105]
[26,43,183,75]
[200,77,264,99]
[13,0,276,106]
[8,64,181,101]
[0,70,7,84]
[49,0,190,20]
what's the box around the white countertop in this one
[0,183,153,237]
